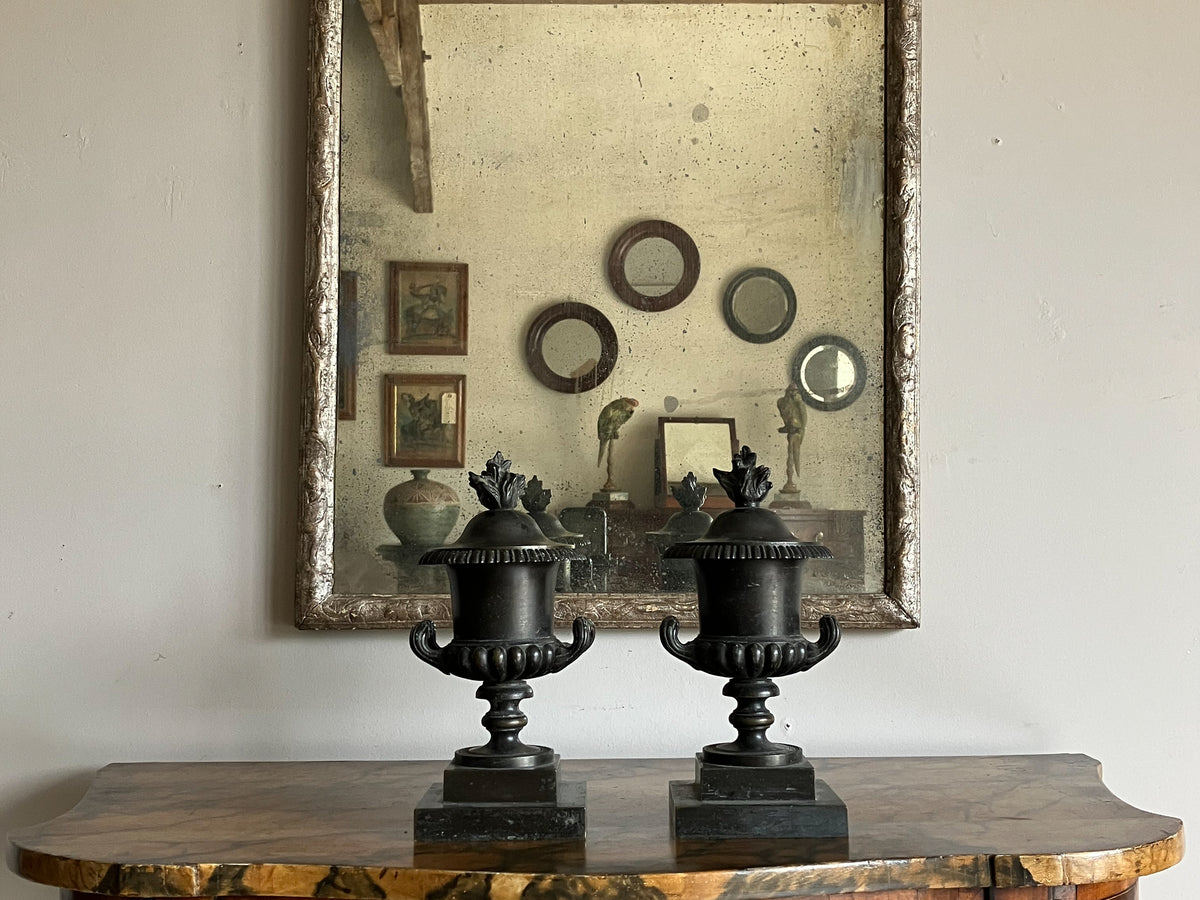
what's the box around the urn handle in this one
[409,620,448,673]
[659,615,698,669]
[801,614,841,670]
[549,616,596,674]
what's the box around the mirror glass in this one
[524,301,618,394]
[662,420,736,487]
[298,0,921,630]
[542,318,602,380]
[723,268,797,344]
[804,347,855,400]
[624,237,685,298]
[793,336,867,412]
[733,280,787,333]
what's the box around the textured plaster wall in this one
[1,3,1198,900]
[335,3,885,594]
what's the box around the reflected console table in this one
[8,755,1182,900]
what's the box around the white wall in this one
[1,3,1196,899]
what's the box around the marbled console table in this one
[7,755,1183,900]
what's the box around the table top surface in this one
[7,755,1183,899]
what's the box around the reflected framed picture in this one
[383,373,466,468]
[336,270,358,420]
[657,417,739,508]
[388,261,468,355]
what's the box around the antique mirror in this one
[298,0,920,629]
[723,268,797,344]
[607,219,701,312]
[525,301,618,394]
[656,417,739,508]
[792,334,867,412]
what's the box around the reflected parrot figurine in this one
[596,397,639,492]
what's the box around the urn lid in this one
[521,476,585,543]
[420,453,576,565]
[663,446,832,561]
[647,473,714,542]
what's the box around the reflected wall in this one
[326,1,892,614]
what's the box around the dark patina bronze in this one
[646,473,713,591]
[410,452,595,841]
[660,446,846,838]
[521,475,584,592]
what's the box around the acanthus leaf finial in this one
[469,452,526,510]
[713,445,772,507]
[520,475,552,513]
[671,471,708,512]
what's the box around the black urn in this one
[409,453,594,842]
[411,452,594,766]
[659,446,846,839]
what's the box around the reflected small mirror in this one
[525,301,618,394]
[607,219,700,312]
[542,318,603,380]
[624,237,685,298]
[656,417,738,507]
[792,335,867,412]
[723,267,797,344]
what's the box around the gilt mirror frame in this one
[296,0,920,630]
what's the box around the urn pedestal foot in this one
[414,757,587,842]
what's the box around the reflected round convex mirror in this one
[791,334,867,411]
[525,301,618,393]
[607,219,700,312]
[722,267,797,344]
[623,237,685,298]
[542,318,603,379]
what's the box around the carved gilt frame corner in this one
[295,0,920,631]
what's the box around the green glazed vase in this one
[383,470,461,548]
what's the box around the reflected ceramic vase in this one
[383,470,460,548]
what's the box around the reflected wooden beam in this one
[359,0,434,213]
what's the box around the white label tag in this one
[441,393,457,424]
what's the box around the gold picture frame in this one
[387,261,468,356]
[383,373,466,469]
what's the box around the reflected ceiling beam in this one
[359,0,434,213]
[357,0,882,213]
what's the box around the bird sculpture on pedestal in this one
[776,383,808,494]
[596,397,639,492]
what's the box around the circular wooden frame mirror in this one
[606,219,701,312]
[525,301,619,393]
[722,267,797,344]
[791,334,867,412]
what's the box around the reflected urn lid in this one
[647,472,714,541]
[663,446,832,561]
[520,475,584,543]
[420,453,576,566]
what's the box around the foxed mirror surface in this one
[297,0,920,629]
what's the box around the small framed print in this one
[336,270,359,420]
[388,261,468,355]
[383,373,466,468]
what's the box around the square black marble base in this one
[414,781,587,842]
[670,778,848,839]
